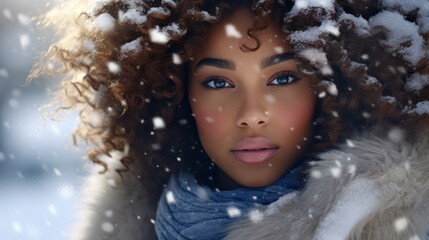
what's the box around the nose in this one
[236,95,269,129]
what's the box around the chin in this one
[234,174,279,188]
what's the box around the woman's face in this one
[188,9,316,188]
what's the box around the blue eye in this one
[268,72,300,86]
[203,77,233,89]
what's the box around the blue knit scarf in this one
[155,166,304,240]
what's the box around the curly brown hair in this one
[32,0,429,191]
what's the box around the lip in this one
[231,137,279,164]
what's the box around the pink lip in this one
[231,137,279,164]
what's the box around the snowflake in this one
[346,139,355,147]
[225,24,242,39]
[227,206,242,218]
[166,191,176,204]
[393,217,408,232]
[93,13,116,31]
[58,185,74,199]
[248,209,264,223]
[387,127,404,142]
[12,221,22,233]
[205,117,214,123]
[102,222,114,233]
[172,53,182,64]
[19,34,30,50]
[330,167,341,178]
[48,205,58,215]
[311,170,322,178]
[149,26,170,44]
[3,9,12,20]
[53,168,62,176]
[153,117,165,129]
[17,13,31,26]
[265,94,276,103]
[107,61,121,74]
[0,68,9,78]
[105,210,114,217]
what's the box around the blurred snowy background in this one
[0,0,87,239]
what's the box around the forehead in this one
[192,8,290,62]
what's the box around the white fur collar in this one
[225,131,429,240]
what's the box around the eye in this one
[268,72,300,86]
[202,77,234,89]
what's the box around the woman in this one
[33,0,429,239]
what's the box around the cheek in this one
[190,102,233,143]
[272,95,316,137]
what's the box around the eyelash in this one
[202,76,234,89]
[201,71,301,89]
[267,71,301,86]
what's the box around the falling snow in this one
[227,206,242,218]
[205,117,214,123]
[149,26,170,44]
[19,34,30,50]
[9,99,18,108]
[330,167,341,178]
[17,13,31,26]
[166,190,176,204]
[172,53,182,64]
[393,217,408,232]
[387,127,404,143]
[0,68,9,78]
[248,209,264,223]
[107,61,121,74]
[58,185,74,199]
[93,13,116,31]
[346,139,355,148]
[53,168,62,176]
[48,205,58,215]
[153,117,165,129]
[225,24,242,39]
[265,94,276,103]
[3,9,13,19]
[105,210,114,217]
[102,222,114,233]
[12,221,22,233]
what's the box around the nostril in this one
[240,122,249,127]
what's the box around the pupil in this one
[278,76,289,84]
[214,79,225,88]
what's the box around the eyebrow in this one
[195,58,236,71]
[260,52,295,69]
[194,52,295,71]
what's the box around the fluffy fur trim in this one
[225,130,429,240]
[69,145,158,240]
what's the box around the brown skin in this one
[189,9,316,189]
